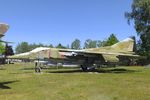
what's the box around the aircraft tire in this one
[81,65,87,71]
[35,67,41,73]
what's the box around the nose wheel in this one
[35,67,41,73]
[35,62,42,73]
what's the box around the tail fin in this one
[111,36,136,52]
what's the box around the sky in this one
[0,0,136,48]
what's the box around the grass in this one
[0,63,150,100]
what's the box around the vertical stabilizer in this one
[111,36,136,52]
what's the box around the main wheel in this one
[81,65,88,71]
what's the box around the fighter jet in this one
[9,37,141,72]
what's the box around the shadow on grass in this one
[48,68,138,74]
[20,68,35,70]
[0,68,5,70]
[20,67,139,74]
[47,69,83,73]
[9,71,32,74]
[0,81,19,89]
[98,68,137,73]
[21,67,79,71]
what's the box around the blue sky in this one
[0,0,136,48]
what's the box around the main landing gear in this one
[81,57,96,71]
[81,65,88,71]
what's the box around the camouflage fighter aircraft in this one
[9,37,140,72]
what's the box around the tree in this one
[56,43,67,49]
[5,45,14,56]
[125,0,150,61]
[15,42,30,54]
[66,44,70,49]
[15,42,55,54]
[71,39,81,49]
[84,39,97,49]
[104,34,119,46]
[49,44,53,48]
[97,40,107,47]
[0,42,5,54]
[90,40,97,48]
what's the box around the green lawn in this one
[0,63,150,100]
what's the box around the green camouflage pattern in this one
[9,37,140,63]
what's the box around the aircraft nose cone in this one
[0,23,9,36]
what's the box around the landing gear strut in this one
[35,62,41,73]
[81,57,96,71]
